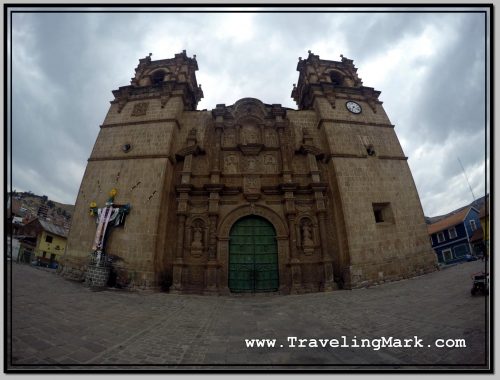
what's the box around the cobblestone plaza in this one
[7,260,488,370]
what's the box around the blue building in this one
[427,206,481,264]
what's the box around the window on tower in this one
[330,71,343,86]
[151,71,165,85]
[372,203,395,224]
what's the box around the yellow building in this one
[479,198,489,257]
[23,218,69,267]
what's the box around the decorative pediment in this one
[233,98,267,120]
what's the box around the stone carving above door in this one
[244,157,259,173]
[244,176,261,194]
[241,124,260,145]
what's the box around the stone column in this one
[170,184,191,293]
[204,184,223,294]
[181,155,192,184]
[312,185,337,291]
[283,183,302,293]
[317,211,336,291]
[276,119,292,183]
[211,121,223,184]
[235,124,241,145]
[171,213,186,292]
[307,152,321,183]
[287,213,303,293]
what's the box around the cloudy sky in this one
[9,6,489,217]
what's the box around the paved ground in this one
[7,260,489,370]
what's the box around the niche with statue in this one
[296,216,319,256]
[186,218,208,258]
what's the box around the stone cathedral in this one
[61,50,437,294]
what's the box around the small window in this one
[448,227,457,239]
[372,203,394,224]
[45,235,53,243]
[442,248,453,262]
[470,219,477,231]
[42,251,47,258]
[437,232,445,243]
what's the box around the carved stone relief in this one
[244,157,259,172]
[241,124,260,145]
[264,129,278,147]
[224,154,239,174]
[131,102,149,116]
[263,154,278,174]
[223,129,236,147]
[244,176,261,193]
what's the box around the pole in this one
[457,157,476,204]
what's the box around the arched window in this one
[330,71,344,86]
[151,71,165,85]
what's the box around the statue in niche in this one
[263,154,277,173]
[224,155,238,173]
[192,227,203,249]
[301,219,314,255]
[191,221,204,257]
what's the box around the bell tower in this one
[63,51,204,288]
[291,51,437,288]
[113,50,203,112]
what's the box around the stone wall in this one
[62,52,437,294]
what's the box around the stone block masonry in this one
[61,50,437,294]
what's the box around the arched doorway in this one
[228,216,279,293]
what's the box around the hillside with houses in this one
[7,191,74,268]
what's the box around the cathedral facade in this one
[61,50,437,294]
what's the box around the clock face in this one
[346,101,362,114]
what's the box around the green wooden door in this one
[229,216,279,293]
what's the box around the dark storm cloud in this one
[387,13,487,214]
[406,14,485,141]
[11,13,150,203]
[332,13,432,61]
[10,9,488,216]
